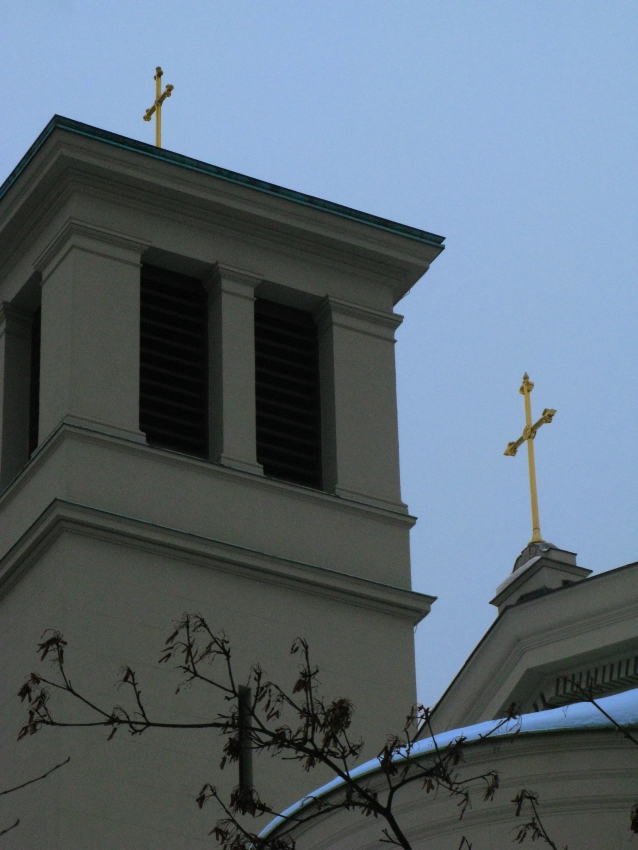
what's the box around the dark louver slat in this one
[140,266,208,458]
[254,298,322,489]
[28,307,41,456]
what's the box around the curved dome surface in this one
[260,688,638,846]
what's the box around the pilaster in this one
[315,296,406,512]
[205,263,264,475]
[35,221,148,444]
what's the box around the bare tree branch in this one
[0,756,70,841]
[559,677,638,747]
[20,614,552,850]
[0,819,19,839]
[0,757,70,797]
[511,789,566,849]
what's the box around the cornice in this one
[433,570,638,728]
[73,173,412,294]
[34,218,150,277]
[315,295,403,342]
[490,558,591,611]
[0,498,434,625]
[0,122,443,304]
[0,116,445,250]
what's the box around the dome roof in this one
[260,686,638,840]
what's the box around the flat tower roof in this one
[1,115,445,251]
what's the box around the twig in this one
[0,819,19,838]
[512,789,566,849]
[0,756,70,797]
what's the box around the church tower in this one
[0,117,443,848]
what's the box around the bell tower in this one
[0,117,444,848]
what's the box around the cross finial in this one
[504,374,556,544]
[143,66,174,148]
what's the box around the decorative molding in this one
[314,295,403,342]
[334,484,409,515]
[203,262,264,300]
[433,563,638,729]
[217,451,264,476]
[53,413,146,444]
[0,125,441,310]
[0,498,434,625]
[491,557,592,611]
[0,422,417,541]
[34,218,150,279]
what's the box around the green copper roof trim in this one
[0,115,445,249]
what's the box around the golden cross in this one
[504,373,556,544]
[143,67,174,148]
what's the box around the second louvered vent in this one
[140,265,208,458]
[254,298,322,489]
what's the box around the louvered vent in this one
[28,307,41,456]
[140,265,208,457]
[254,298,322,489]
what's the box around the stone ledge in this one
[0,497,435,625]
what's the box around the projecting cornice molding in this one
[0,117,444,304]
[34,219,150,279]
[0,117,445,250]
[0,498,435,625]
[0,422,418,536]
[314,296,403,342]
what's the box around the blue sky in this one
[2,1,637,706]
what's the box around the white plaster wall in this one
[0,528,419,849]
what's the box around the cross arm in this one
[504,408,557,456]
[504,435,525,457]
[535,408,557,428]
[157,85,174,108]
[143,86,173,122]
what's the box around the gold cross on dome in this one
[504,373,556,544]
[143,66,174,148]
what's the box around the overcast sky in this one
[2,1,637,706]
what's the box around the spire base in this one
[491,542,591,614]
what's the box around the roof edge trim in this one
[259,687,638,840]
[1,116,446,250]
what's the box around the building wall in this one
[1,525,421,848]
[0,122,441,847]
[281,727,637,850]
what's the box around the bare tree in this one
[18,615,563,850]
